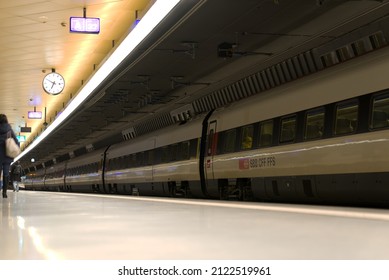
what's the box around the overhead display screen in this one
[28,111,42,119]
[70,17,100,34]
[20,127,32,133]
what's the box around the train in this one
[23,40,389,207]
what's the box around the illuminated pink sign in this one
[28,111,42,119]
[70,17,100,34]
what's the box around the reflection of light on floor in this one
[17,216,60,260]
[54,192,389,222]
[17,216,26,229]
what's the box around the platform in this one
[1,191,389,259]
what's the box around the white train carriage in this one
[64,149,102,193]
[104,136,156,195]
[104,119,202,197]
[23,167,46,191]
[44,161,67,191]
[203,46,389,204]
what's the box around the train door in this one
[62,162,67,191]
[205,120,217,181]
[101,146,110,193]
[203,119,220,198]
[199,109,219,197]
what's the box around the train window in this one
[121,155,128,168]
[280,115,296,143]
[222,129,237,153]
[189,138,199,159]
[117,157,126,169]
[170,144,178,161]
[142,151,148,166]
[153,148,161,164]
[305,107,325,140]
[334,100,358,135]
[130,153,137,167]
[113,158,120,170]
[371,94,389,129]
[137,152,144,166]
[161,146,169,163]
[107,159,113,171]
[147,150,154,165]
[181,141,190,160]
[124,155,131,168]
[207,128,215,156]
[175,143,182,161]
[240,125,253,150]
[93,162,99,173]
[113,156,119,169]
[258,120,273,147]
[123,156,130,168]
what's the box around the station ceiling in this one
[1,0,388,169]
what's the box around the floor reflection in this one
[1,192,55,260]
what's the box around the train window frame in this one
[153,147,162,164]
[107,159,113,171]
[160,146,169,163]
[334,99,359,136]
[189,138,199,159]
[180,141,190,160]
[304,107,325,141]
[240,124,254,150]
[136,153,143,166]
[258,120,273,148]
[147,149,154,165]
[220,128,237,154]
[169,144,178,162]
[279,115,297,144]
[370,93,389,130]
[118,156,125,169]
[121,154,128,168]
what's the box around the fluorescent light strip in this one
[16,0,181,162]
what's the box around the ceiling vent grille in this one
[170,104,194,123]
[134,112,175,137]
[192,49,319,113]
[318,31,387,68]
[122,127,136,140]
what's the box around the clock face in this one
[42,72,65,95]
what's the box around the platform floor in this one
[1,191,389,259]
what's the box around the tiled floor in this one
[2,191,389,259]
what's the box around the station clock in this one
[42,71,65,95]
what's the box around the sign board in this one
[20,127,32,133]
[28,111,42,119]
[70,17,100,34]
[17,135,26,142]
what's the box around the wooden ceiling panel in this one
[0,0,151,138]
